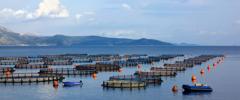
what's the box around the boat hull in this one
[182,85,213,92]
[63,82,83,87]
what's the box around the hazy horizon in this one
[0,0,239,45]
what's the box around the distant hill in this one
[0,26,173,46]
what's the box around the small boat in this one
[63,81,83,87]
[182,83,213,92]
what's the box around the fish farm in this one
[0,54,224,89]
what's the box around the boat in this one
[182,83,213,92]
[63,81,83,87]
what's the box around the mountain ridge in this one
[0,26,173,46]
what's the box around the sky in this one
[0,0,239,45]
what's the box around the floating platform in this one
[164,55,221,69]
[109,75,162,84]
[0,67,15,73]
[75,63,120,72]
[0,73,64,83]
[150,67,186,71]
[102,80,147,88]
[15,64,48,69]
[39,68,97,75]
[113,61,138,67]
[164,63,194,68]
[135,71,177,77]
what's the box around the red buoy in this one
[207,65,211,71]
[137,64,141,69]
[213,63,217,67]
[200,69,205,74]
[53,80,59,87]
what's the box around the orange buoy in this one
[191,74,197,81]
[53,80,59,87]
[200,69,205,74]
[92,73,97,80]
[172,85,178,92]
[92,73,97,77]
[192,79,197,83]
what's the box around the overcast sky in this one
[0,0,239,45]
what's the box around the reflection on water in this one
[102,87,147,91]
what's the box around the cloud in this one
[35,0,69,18]
[121,3,132,10]
[75,14,83,21]
[75,11,96,22]
[0,8,30,19]
[0,0,69,20]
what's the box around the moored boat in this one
[182,83,213,92]
[63,81,83,87]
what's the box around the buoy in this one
[137,64,141,69]
[192,79,197,83]
[6,68,10,72]
[213,63,217,67]
[217,60,221,64]
[172,85,178,92]
[92,73,97,80]
[6,71,11,78]
[200,69,205,74]
[118,68,123,72]
[53,80,59,87]
[191,74,197,81]
[207,65,211,71]
[92,73,97,77]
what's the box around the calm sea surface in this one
[0,46,240,100]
